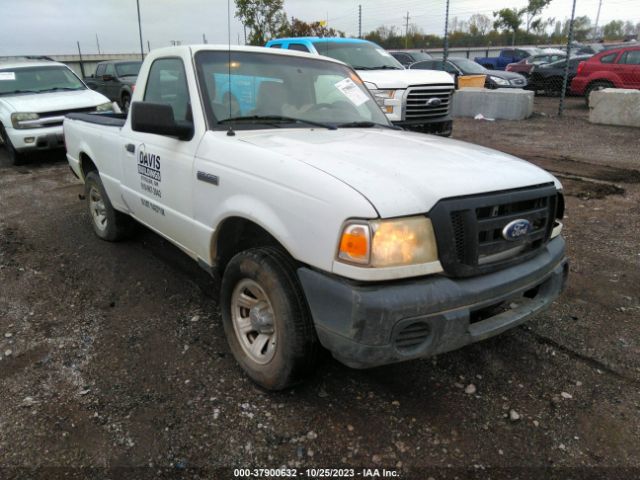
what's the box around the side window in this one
[104,63,115,76]
[95,64,105,77]
[443,62,459,74]
[288,43,310,52]
[600,53,618,64]
[620,50,640,65]
[144,58,191,122]
[269,44,282,49]
[393,53,411,64]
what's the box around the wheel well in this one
[79,152,98,179]
[587,79,614,89]
[212,217,283,275]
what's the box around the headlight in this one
[338,216,439,267]
[95,102,114,112]
[490,76,510,86]
[369,89,399,114]
[11,112,40,129]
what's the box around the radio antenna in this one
[226,0,235,136]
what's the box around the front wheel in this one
[84,171,134,241]
[220,247,320,390]
[0,124,26,166]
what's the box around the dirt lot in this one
[1,97,639,479]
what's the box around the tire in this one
[84,171,134,241]
[120,93,131,113]
[220,247,320,390]
[545,77,563,97]
[0,123,26,166]
[585,81,613,106]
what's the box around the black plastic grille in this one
[395,322,431,351]
[429,184,559,277]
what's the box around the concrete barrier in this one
[589,88,640,128]
[451,88,534,120]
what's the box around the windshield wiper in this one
[218,115,336,130]
[0,89,40,95]
[39,87,84,92]
[335,121,396,129]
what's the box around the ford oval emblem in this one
[426,98,442,107]
[502,219,531,241]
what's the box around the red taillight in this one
[131,84,136,93]
[576,61,585,75]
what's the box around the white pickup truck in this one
[64,45,568,390]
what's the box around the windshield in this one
[115,62,141,77]
[195,50,391,130]
[450,58,487,74]
[311,41,403,70]
[0,65,85,95]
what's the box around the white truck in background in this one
[64,45,568,390]
[0,58,113,165]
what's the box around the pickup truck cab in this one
[85,60,142,112]
[64,45,568,390]
[265,37,455,136]
[475,47,542,71]
[0,58,112,165]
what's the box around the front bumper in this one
[298,237,567,369]
[400,116,453,136]
[5,125,65,152]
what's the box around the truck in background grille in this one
[429,184,560,277]
[404,84,454,120]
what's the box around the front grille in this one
[395,322,431,351]
[510,78,526,86]
[404,84,453,120]
[38,106,98,126]
[429,184,559,277]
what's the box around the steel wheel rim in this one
[88,185,108,232]
[231,278,277,365]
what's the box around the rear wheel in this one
[220,247,320,390]
[0,123,26,166]
[585,81,613,106]
[84,171,134,241]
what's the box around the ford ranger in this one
[64,45,568,390]
[265,37,455,136]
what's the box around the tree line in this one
[235,0,640,48]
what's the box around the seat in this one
[254,81,286,116]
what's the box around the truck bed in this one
[65,112,127,128]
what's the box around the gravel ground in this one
[1,97,639,479]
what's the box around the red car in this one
[505,53,566,77]
[570,46,640,101]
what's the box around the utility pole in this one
[76,41,85,78]
[593,0,603,40]
[136,0,144,60]
[95,34,101,54]
[443,0,450,62]
[559,0,577,116]
[202,33,208,44]
[358,4,362,38]
[147,40,151,52]
[404,11,410,49]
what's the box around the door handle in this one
[125,143,135,153]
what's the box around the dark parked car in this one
[84,60,141,112]
[505,53,566,77]
[570,46,640,103]
[410,58,528,89]
[388,50,433,67]
[528,55,592,96]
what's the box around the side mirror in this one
[131,102,193,140]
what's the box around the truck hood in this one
[1,89,110,113]
[238,129,560,218]
[357,69,453,89]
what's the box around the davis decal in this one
[137,146,162,198]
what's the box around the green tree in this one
[571,16,592,42]
[235,0,287,45]
[493,8,524,45]
[524,0,553,32]
[281,17,344,38]
[602,20,624,40]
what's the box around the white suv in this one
[0,58,113,165]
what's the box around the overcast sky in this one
[1,0,638,56]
